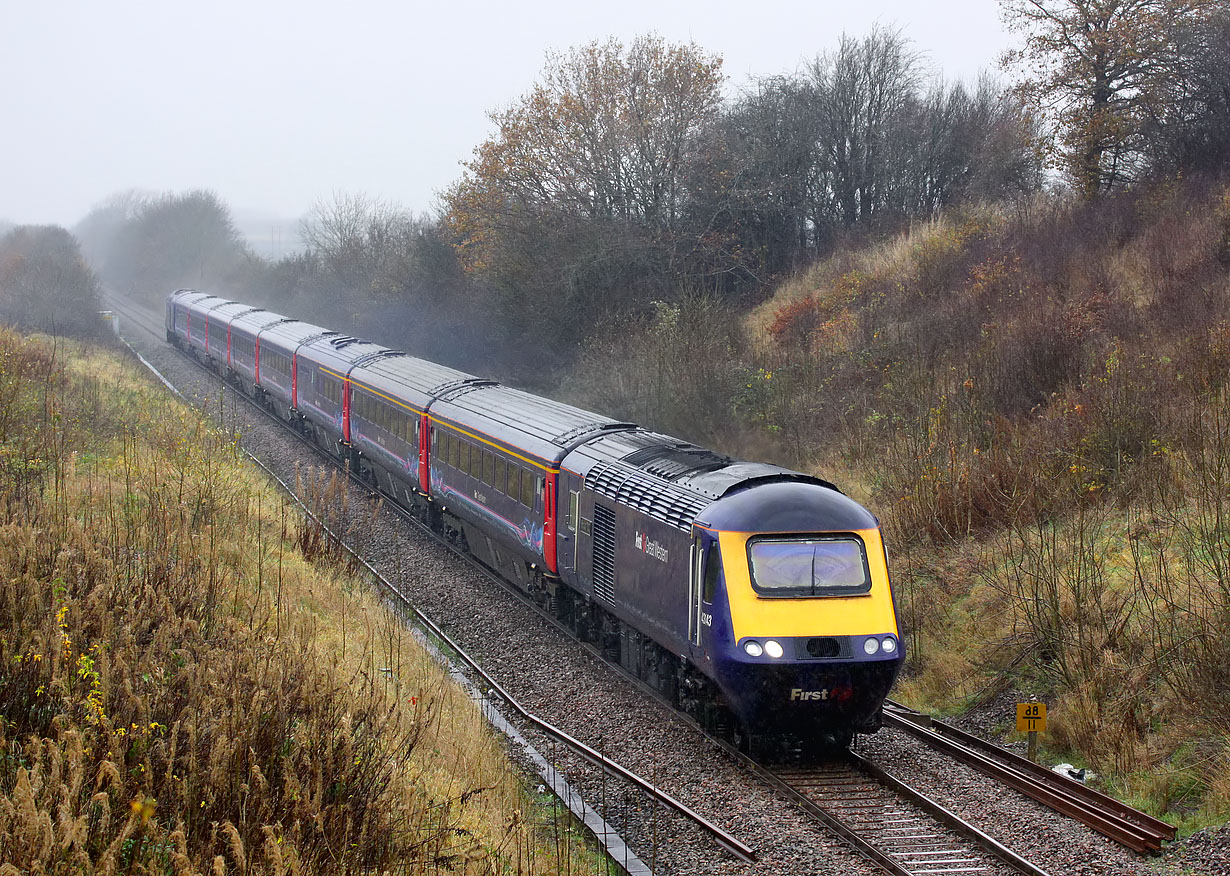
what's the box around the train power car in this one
[166,290,904,750]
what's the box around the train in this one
[166,289,904,751]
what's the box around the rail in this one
[883,701,1174,854]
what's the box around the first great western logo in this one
[633,531,669,563]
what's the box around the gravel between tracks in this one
[119,307,1213,876]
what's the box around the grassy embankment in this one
[569,177,1230,831]
[0,329,599,874]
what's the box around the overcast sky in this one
[0,0,1015,229]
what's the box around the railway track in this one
[883,701,1175,854]
[105,294,1155,876]
[762,754,1042,876]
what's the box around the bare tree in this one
[811,27,922,229]
[1141,7,1230,175]
[999,0,1219,194]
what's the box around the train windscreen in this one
[746,537,871,597]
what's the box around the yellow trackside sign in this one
[1016,702,1047,733]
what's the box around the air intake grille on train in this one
[591,504,617,604]
[586,461,709,530]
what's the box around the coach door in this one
[689,533,704,646]
[689,531,720,649]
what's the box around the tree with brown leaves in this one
[1000,0,1218,195]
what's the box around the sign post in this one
[1016,700,1047,762]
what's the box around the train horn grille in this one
[801,637,848,659]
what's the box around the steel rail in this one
[736,748,1052,876]
[883,703,1173,853]
[106,294,757,866]
[849,751,1052,876]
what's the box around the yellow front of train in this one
[695,479,903,745]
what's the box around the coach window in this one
[520,468,535,508]
[493,456,507,494]
[481,450,493,485]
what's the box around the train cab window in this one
[567,491,579,531]
[747,537,872,597]
[521,468,535,508]
[703,543,721,603]
[493,456,507,494]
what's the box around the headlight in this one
[743,640,764,657]
[881,636,897,654]
[863,637,880,655]
[764,640,784,659]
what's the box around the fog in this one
[0,0,1012,230]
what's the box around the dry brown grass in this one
[0,328,598,874]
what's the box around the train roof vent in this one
[555,421,639,448]
[326,335,369,349]
[435,378,500,400]
[298,331,341,346]
[622,444,732,481]
[586,461,710,530]
[353,348,406,367]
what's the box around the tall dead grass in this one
[0,328,597,874]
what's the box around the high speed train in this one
[167,289,904,750]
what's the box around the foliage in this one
[89,189,251,305]
[562,292,749,447]
[1141,7,1230,176]
[691,31,1042,280]
[0,330,597,873]
[999,0,1220,194]
[0,225,103,338]
[443,35,738,364]
[732,177,1230,819]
